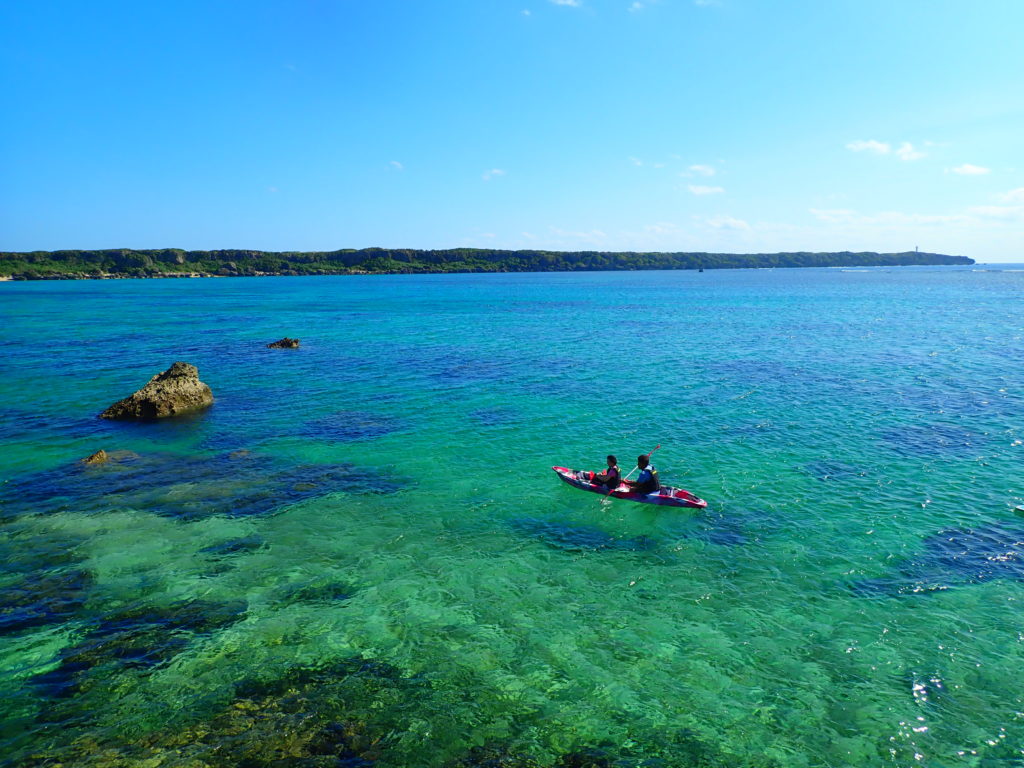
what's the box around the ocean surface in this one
[1,266,1022,767]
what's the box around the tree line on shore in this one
[0,247,973,279]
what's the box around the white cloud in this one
[550,0,581,6]
[895,142,926,161]
[522,9,531,15]
[389,160,404,171]
[707,216,749,230]
[644,222,680,234]
[694,0,719,6]
[846,139,927,162]
[688,185,725,195]
[846,140,891,155]
[951,164,991,175]
[550,226,608,243]
[630,156,663,168]
[996,187,1024,203]
[808,208,857,223]
[267,186,279,193]
[689,164,716,176]
[809,208,968,226]
[482,169,506,181]
[629,1,644,10]
[969,205,1024,222]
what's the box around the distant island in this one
[0,248,973,280]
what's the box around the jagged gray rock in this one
[100,362,213,420]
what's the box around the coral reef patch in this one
[1,450,407,522]
[851,523,1024,595]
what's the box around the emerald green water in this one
[1,267,1022,767]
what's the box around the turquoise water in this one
[1,267,1022,767]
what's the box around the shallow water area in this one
[1,266,1023,767]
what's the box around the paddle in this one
[602,444,660,502]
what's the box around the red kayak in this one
[552,466,707,509]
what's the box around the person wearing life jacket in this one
[593,455,621,488]
[626,454,660,494]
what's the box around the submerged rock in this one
[0,568,93,636]
[452,744,543,767]
[851,523,1024,596]
[199,534,266,558]
[510,518,658,554]
[303,410,406,442]
[880,423,986,457]
[33,598,248,703]
[1,450,408,522]
[267,336,300,348]
[100,361,213,420]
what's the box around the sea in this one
[0,265,1022,767]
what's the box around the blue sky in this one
[2,1,1022,261]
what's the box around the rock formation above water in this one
[81,449,108,465]
[267,337,300,348]
[100,362,213,420]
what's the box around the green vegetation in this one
[0,247,972,279]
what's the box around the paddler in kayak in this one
[592,455,621,488]
[624,454,660,494]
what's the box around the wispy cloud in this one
[951,163,991,175]
[809,208,967,225]
[694,0,720,6]
[482,169,506,181]
[706,216,749,230]
[630,157,664,168]
[550,226,607,243]
[629,1,645,11]
[996,187,1024,203]
[522,9,532,15]
[389,160,404,171]
[688,185,724,195]
[846,139,891,155]
[895,142,926,161]
[688,164,716,176]
[644,222,680,235]
[846,139,925,161]
[550,0,581,6]
[968,205,1024,222]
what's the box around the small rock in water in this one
[267,337,300,348]
[100,361,214,420]
[81,449,108,465]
